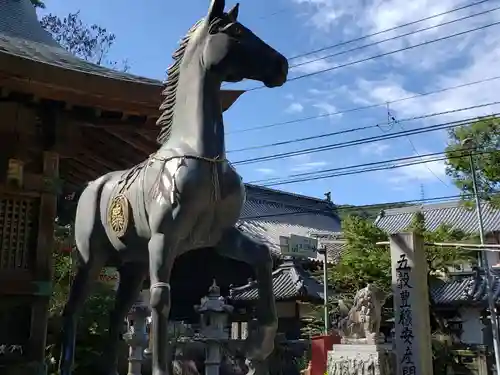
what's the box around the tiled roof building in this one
[431,271,500,306]
[230,260,324,303]
[375,200,500,307]
[237,184,341,256]
[375,200,500,234]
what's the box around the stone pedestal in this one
[327,344,394,375]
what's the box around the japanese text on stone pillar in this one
[396,254,415,375]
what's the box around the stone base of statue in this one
[327,343,394,375]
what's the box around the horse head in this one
[156,0,288,144]
[197,0,288,87]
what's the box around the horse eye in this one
[232,26,242,36]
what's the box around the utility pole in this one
[462,137,500,373]
[318,245,329,334]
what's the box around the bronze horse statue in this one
[57,1,288,374]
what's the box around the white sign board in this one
[279,235,318,258]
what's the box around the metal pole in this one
[321,246,329,334]
[469,151,500,373]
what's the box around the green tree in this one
[301,213,475,339]
[332,215,391,293]
[40,11,130,71]
[300,216,391,338]
[445,116,500,207]
[46,225,119,375]
[407,211,475,275]
[406,211,475,333]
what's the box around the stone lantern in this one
[123,298,150,375]
[194,280,234,375]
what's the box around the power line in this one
[231,105,500,165]
[228,99,500,153]
[250,150,450,184]
[227,75,500,135]
[258,150,495,187]
[286,0,492,61]
[385,106,451,187]
[255,7,290,21]
[249,149,494,187]
[245,20,500,91]
[289,5,500,70]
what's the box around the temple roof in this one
[229,260,324,303]
[0,0,243,115]
[375,200,500,235]
[238,184,341,256]
[431,271,500,306]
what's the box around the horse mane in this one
[156,18,205,144]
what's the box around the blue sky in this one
[37,0,500,205]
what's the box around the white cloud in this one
[255,167,276,175]
[313,101,337,115]
[291,0,500,71]
[290,56,337,74]
[285,102,305,114]
[290,160,329,172]
[361,142,390,156]
[289,154,328,172]
[388,154,447,184]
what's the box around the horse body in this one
[85,154,245,262]
[58,1,288,375]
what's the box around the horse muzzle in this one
[264,55,288,88]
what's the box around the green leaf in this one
[445,116,500,207]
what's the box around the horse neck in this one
[161,61,225,160]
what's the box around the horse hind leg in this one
[58,239,107,375]
[58,184,108,375]
[101,262,148,375]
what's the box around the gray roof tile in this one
[375,200,500,234]
[431,273,500,305]
[230,260,324,302]
[237,185,341,256]
[324,241,347,263]
[0,0,161,85]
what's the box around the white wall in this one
[486,250,500,268]
[459,307,484,344]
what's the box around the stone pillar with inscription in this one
[390,232,433,375]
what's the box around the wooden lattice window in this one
[0,196,39,270]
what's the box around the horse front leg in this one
[215,227,277,374]
[148,232,175,375]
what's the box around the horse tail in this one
[73,175,110,264]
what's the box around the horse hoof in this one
[245,359,269,375]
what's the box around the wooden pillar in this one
[390,232,433,375]
[31,151,59,363]
[0,103,58,374]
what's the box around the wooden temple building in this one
[229,259,325,340]
[0,1,242,373]
[0,1,341,373]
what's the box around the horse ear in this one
[227,3,239,21]
[207,0,225,22]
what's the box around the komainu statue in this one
[336,284,387,344]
